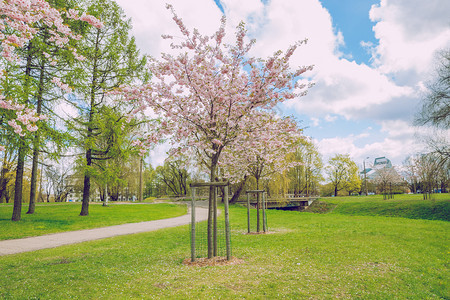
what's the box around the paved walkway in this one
[0,207,208,256]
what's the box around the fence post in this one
[213,186,217,257]
[190,187,196,262]
[262,191,266,233]
[224,185,231,261]
[246,192,251,233]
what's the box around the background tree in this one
[326,154,360,197]
[416,49,449,129]
[415,49,450,170]
[21,0,91,215]
[372,166,403,199]
[287,138,323,196]
[416,153,441,200]
[0,147,17,203]
[68,0,147,216]
[142,163,157,198]
[46,166,72,202]
[86,105,141,205]
[220,113,302,232]
[155,159,190,197]
[1,0,102,221]
[403,156,419,194]
[42,166,54,202]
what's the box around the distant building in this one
[373,157,392,168]
[361,156,393,180]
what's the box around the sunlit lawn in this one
[320,193,450,221]
[0,203,448,299]
[0,202,187,240]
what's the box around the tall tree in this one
[1,0,102,221]
[403,156,419,194]
[416,49,449,129]
[0,147,17,203]
[155,159,190,197]
[287,138,323,196]
[415,49,450,168]
[69,0,146,216]
[121,5,313,257]
[46,166,71,202]
[326,154,360,197]
[416,153,442,200]
[25,1,87,214]
[372,166,403,200]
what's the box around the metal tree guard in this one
[246,190,268,233]
[189,182,231,262]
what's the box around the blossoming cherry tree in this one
[120,5,314,257]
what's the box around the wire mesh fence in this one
[191,219,230,258]
[189,182,232,261]
[246,207,268,233]
[246,191,268,233]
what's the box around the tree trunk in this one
[13,42,33,221]
[229,175,247,204]
[12,141,26,221]
[27,58,45,214]
[80,147,92,216]
[334,185,338,197]
[102,185,108,206]
[80,28,100,216]
[27,144,39,214]
[207,163,215,258]
[207,152,219,258]
[139,156,143,202]
[0,152,10,203]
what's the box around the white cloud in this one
[115,0,223,58]
[369,0,450,81]
[310,117,320,127]
[217,0,423,123]
[55,101,78,119]
[324,114,337,123]
[148,142,171,167]
[318,120,426,166]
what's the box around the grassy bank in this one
[1,205,448,299]
[313,193,450,221]
[0,203,187,240]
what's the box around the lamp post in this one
[363,157,369,196]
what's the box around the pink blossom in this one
[119,6,313,182]
[51,77,72,94]
[26,124,38,132]
[0,0,103,141]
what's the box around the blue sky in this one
[115,0,450,167]
[320,0,379,64]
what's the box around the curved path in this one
[0,207,208,256]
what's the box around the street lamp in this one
[363,157,370,196]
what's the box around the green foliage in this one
[286,139,323,195]
[64,0,148,213]
[143,163,158,198]
[0,205,448,298]
[154,159,191,197]
[0,203,186,240]
[326,154,361,196]
[143,196,157,203]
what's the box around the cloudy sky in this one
[114,0,450,167]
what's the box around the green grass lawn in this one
[0,202,187,240]
[1,204,448,299]
[317,193,450,221]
